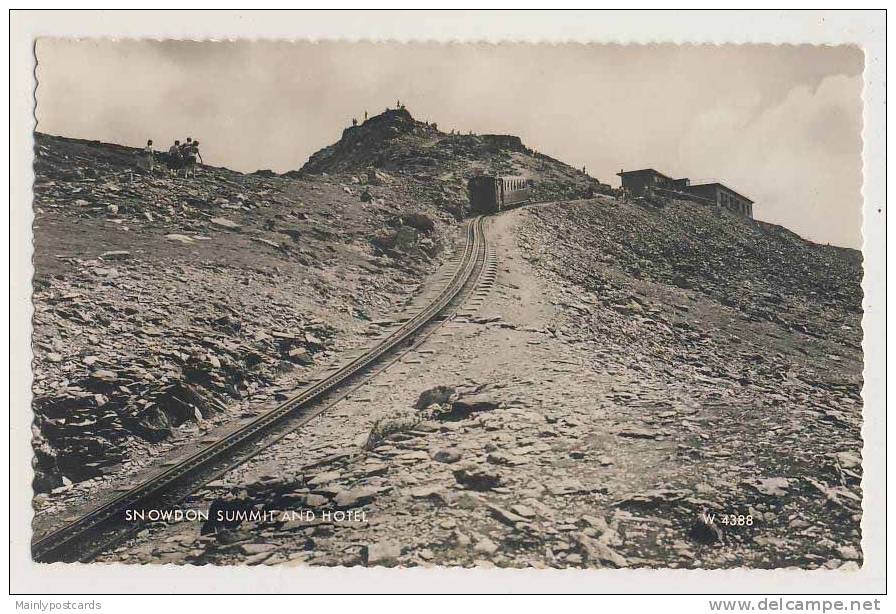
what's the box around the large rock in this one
[333,486,380,509]
[689,512,724,545]
[453,465,502,491]
[615,489,688,509]
[165,233,195,244]
[430,448,462,464]
[153,382,210,426]
[748,477,791,497]
[474,537,499,555]
[364,541,402,566]
[440,393,502,421]
[414,385,455,410]
[391,212,435,234]
[211,217,241,230]
[393,226,419,251]
[574,535,629,568]
[240,542,277,555]
[287,346,314,365]
[128,405,172,443]
[32,437,63,493]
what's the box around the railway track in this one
[32,215,491,563]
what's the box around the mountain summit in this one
[300,107,609,204]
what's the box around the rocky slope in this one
[98,200,864,569]
[31,109,604,501]
[515,196,863,566]
[32,110,863,569]
[30,131,454,496]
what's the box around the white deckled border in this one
[8,9,886,595]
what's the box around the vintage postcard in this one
[9,9,887,601]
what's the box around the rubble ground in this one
[33,109,862,568]
[31,108,605,512]
[100,201,862,569]
[30,132,459,518]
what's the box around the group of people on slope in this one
[139,137,203,178]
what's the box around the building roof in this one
[687,182,754,203]
[616,168,673,180]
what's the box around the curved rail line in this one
[33,215,490,563]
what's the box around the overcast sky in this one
[35,40,864,248]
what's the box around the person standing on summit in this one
[183,140,202,178]
[138,139,154,174]
[166,140,183,176]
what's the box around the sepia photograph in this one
[8,8,887,603]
